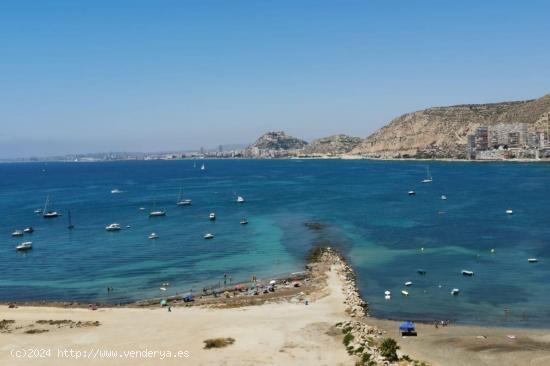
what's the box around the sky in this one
[1,0,549,158]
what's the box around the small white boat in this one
[111,189,122,194]
[461,270,474,276]
[451,288,460,296]
[204,233,214,239]
[177,199,192,206]
[159,287,167,291]
[139,207,145,211]
[506,209,513,215]
[384,290,391,296]
[401,290,409,296]
[16,242,33,251]
[408,190,416,196]
[149,210,166,217]
[441,195,447,200]
[421,167,433,183]
[34,209,42,214]
[23,227,34,233]
[236,196,245,203]
[240,219,249,225]
[384,295,391,300]
[491,248,496,253]
[528,258,538,263]
[405,281,413,286]
[201,163,206,171]
[11,230,24,237]
[162,282,170,287]
[149,232,159,240]
[209,213,216,221]
[105,223,121,231]
[126,225,131,228]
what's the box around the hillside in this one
[351,94,550,158]
[248,131,308,151]
[302,134,362,155]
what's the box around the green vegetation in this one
[380,337,399,362]
[343,332,354,346]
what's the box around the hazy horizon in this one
[1,0,549,159]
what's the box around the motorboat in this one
[401,290,409,296]
[209,213,216,221]
[111,189,122,194]
[34,209,42,214]
[240,219,249,225]
[149,232,159,240]
[461,270,474,276]
[384,290,391,296]
[204,233,214,239]
[408,191,416,196]
[236,196,245,203]
[441,195,447,200]
[139,207,145,211]
[385,294,391,300]
[105,223,121,231]
[451,288,460,296]
[149,210,166,217]
[528,258,538,263]
[160,287,167,291]
[506,209,513,215]
[11,230,24,237]
[16,242,33,251]
[405,281,413,286]
[23,227,34,233]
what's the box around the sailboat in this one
[149,201,166,217]
[421,167,433,183]
[42,195,60,218]
[67,210,75,229]
[193,160,197,168]
[200,163,206,171]
[176,189,192,206]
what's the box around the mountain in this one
[351,94,550,158]
[302,134,362,155]
[248,131,308,150]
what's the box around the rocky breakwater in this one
[315,247,423,366]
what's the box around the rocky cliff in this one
[351,94,550,158]
[248,131,308,150]
[302,134,362,155]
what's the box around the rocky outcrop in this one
[302,134,362,156]
[248,131,308,151]
[351,94,550,159]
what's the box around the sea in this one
[1,159,549,328]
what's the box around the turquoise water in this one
[1,160,549,327]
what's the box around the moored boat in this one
[209,212,216,221]
[16,242,33,251]
[149,232,159,240]
[149,210,166,217]
[204,233,214,239]
[23,227,34,233]
[451,288,460,295]
[528,258,538,263]
[11,230,24,237]
[105,223,122,231]
[461,270,474,276]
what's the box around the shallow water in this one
[0,159,549,327]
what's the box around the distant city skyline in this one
[1,0,549,158]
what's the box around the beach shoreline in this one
[2,248,550,365]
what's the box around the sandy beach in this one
[2,249,550,366]
[0,258,354,366]
[368,318,550,366]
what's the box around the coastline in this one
[2,248,549,365]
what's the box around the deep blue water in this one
[1,160,549,327]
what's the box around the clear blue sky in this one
[1,0,549,158]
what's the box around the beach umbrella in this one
[160,299,167,306]
[269,280,276,285]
